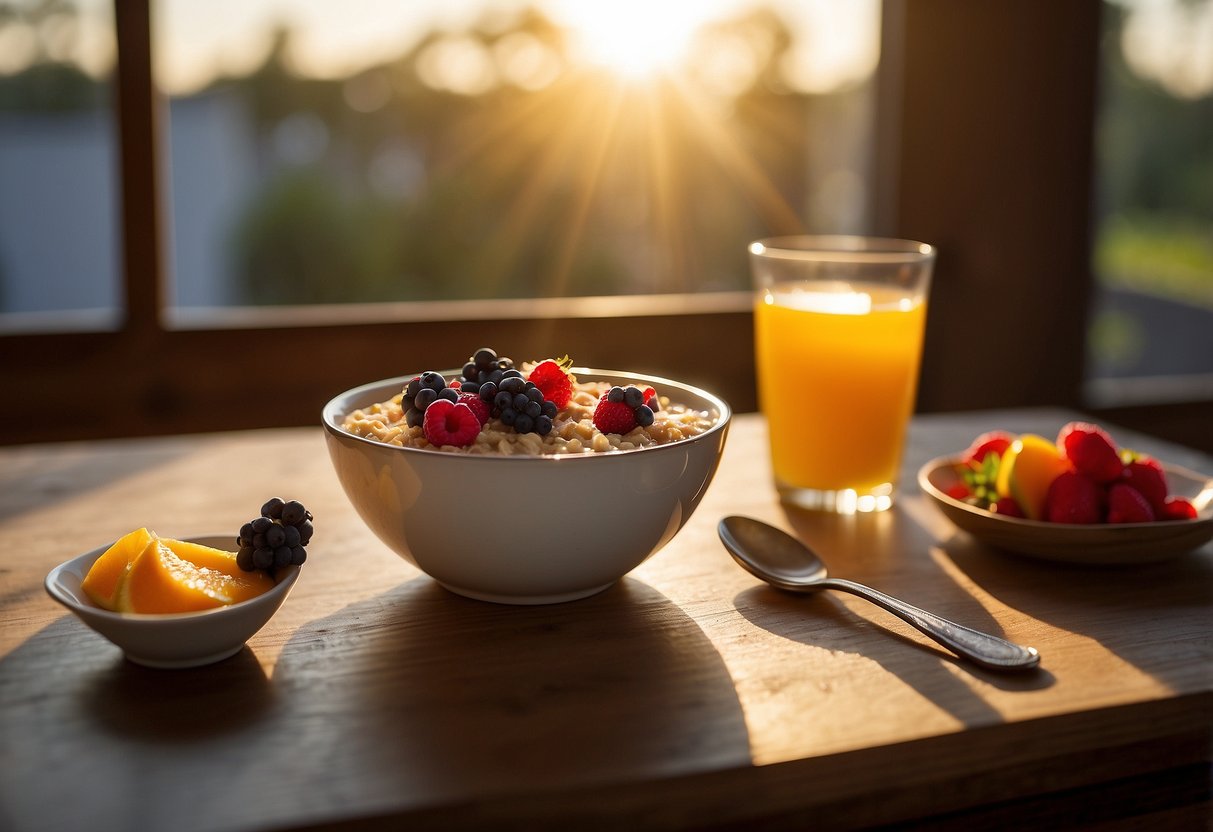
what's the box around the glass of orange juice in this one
[750,236,935,513]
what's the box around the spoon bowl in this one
[718,516,1040,671]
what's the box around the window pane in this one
[156,1,880,307]
[0,0,118,326]
[1088,0,1213,393]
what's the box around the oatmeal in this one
[343,370,716,456]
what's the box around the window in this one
[1086,0,1213,406]
[155,2,880,312]
[0,0,118,329]
[9,3,1202,453]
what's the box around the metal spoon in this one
[718,516,1040,671]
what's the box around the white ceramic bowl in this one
[323,369,731,604]
[45,535,302,668]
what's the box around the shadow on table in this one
[725,503,1054,728]
[938,532,1213,691]
[0,440,194,524]
[0,613,278,743]
[269,575,752,802]
[732,582,1053,728]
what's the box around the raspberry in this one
[1057,422,1123,483]
[1043,471,1103,524]
[592,386,656,435]
[527,357,575,409]
[457,392,490,426]
[992,496,1025,518]
[963,430,1014,466]
[423,399,481,447]
[593,396,638,435]
[1121,457,1168,511]
[1106,482,1154,524]
[1159,497,1197,521]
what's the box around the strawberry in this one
[1043,471,1103,524]
[1105,482,1154,524]
[992,496,1025,518]
[963,430,1014,466]
[527,356,575,409]
[593,393,638,435]
[1159,497,1198,521]
[1057,422,1123,483]
[422,399,481,447]
[945,483,971,501]
[1121,457,1168,512]
[457,392,490,426]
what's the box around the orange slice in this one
[996,434,1072,520]
[81,527,157,610]
[119,538,275,614]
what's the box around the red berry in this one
[1159,497,1198,521]
[1057,422,1123,483]
[527,357,575,408]
[1043,471,1103,524]
[992,496,1026,518]
[422,399,481,447]
[457,392,490,426]
[642,386,658,408]
[1106,483,1155,524]
[963,430,1014,466]
[593,394,638,434]
[1121,457,1168,511]
[945,483,971,501]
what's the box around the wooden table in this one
[1,410,1210,831]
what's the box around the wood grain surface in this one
[1,410,1210,831]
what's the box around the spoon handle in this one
[818,577,1040,671]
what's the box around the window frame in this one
[3,0,1209,451]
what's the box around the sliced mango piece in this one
[81,527,157,610]
[118,538,275,614]
[997,434,1072,520]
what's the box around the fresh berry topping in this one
[527,356,575,408]
[1057,421,1123,483]
[1159,497,1198,520]
[992,496,1026,518]
[1043,471,1103,524]
[459,347,516,394]
[963,430,1014,466]
[423,399,481,447]
[483,374,554,435]
[1106,482,1155,523]
[236,497,313,571]
[457,392,491,426]
[592,385,655,435]
[1121,457,1168,511]
[402,371,457,427]
[593,395,637,434]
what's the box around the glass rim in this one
[749,235,935,264]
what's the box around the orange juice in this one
[755,281,927,503]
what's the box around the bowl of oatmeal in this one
[322,355,730,604]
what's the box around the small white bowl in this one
[323,369,730,604]
[45,535,301,668]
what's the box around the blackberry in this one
[461,347,517,389]
[401,371,453,428]
[236,497,314,572]
[487,377,556,435]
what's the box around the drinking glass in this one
[750,235,935,513]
